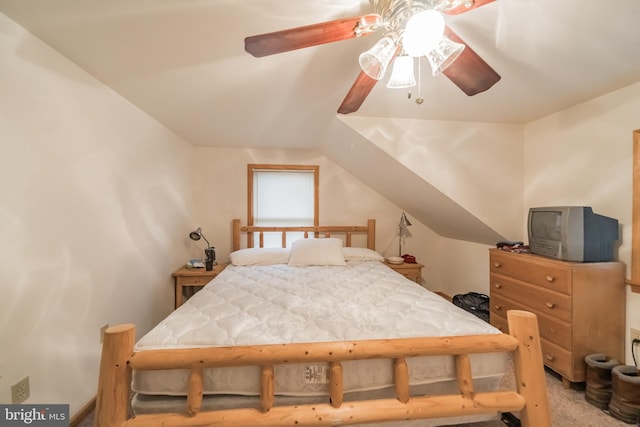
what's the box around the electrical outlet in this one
[631,328,640,342]
[100,323,109,344]
[11,377,30,404]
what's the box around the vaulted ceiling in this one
[2,0,639,244]
[2,0,639,150]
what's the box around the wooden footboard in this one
[95,310,551,427]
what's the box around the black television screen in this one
[529,211,562,241]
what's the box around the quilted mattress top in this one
[133,261,505,396]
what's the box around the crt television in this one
[527,206,619,262]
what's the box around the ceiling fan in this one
[244,0,500,114]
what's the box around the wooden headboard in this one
[232,219,376,251]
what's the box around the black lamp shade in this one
[189,227,203,241]
[189,227,211,249]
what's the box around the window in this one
[247,164,319,247]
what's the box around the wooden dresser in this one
[489,249,625,387]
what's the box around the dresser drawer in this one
[490,252,571,295]
[490,274,572,322]
[383,262,423,284]
[398,269,421,283]
[490,294,572,350]
[176,275,215,286]
[489,313,508,334]
[491,312,573,379]
[540,338,573,380]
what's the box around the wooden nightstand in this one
[383,261,424,284]
[172,264,227,308]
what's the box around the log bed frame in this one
[95,219,551,427]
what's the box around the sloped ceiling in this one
[1,0,639,149]
[2,0,639,244]
[320,118,509,243]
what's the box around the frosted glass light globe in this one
[359,37,397,80]
[386,55,416,88]
[402,10,445,57]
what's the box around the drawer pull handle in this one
[494,305,502,311]
[549,327,556,333]
[493,262,502,268]
[545,354,555,362]
[494,283,502,289]
[545,275,555,282]
[546,302,555,309]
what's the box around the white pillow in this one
[343,247,384,262]
[229,248,290,266]
[288,238,346,267]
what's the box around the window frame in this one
[247,164,319,246]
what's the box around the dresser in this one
[488,249,625,387]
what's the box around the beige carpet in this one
[513,367,628,427]
[450,357,629,427]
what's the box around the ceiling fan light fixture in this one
[440,0,475,12]
[245,0,501,114]
[359,36,397,80]
[402,9,445,57]
[425,35,465,76]
[386,55,416,88]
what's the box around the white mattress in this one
[132,260,506,397]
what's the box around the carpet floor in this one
[449,359,630,427]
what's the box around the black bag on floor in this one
[452,292,490,323]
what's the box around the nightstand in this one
[383,261,424,284]
[172,264,227,308]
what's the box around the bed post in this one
[232,219,241,251]
[95,324,135,427]
[507,310,552,427]
[367,219,376,250]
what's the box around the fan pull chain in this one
[415,57,424,105]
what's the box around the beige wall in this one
[0,13,195,412]
[188,146,491,299]
[340,116,525,240]
[524,81,640,364]
[2,7,639,419]
[331,116,525,298]
[190,147,440,264]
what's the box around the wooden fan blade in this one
[337,71,378,114]
[245,14,380,58]
[442,27,501,96]
[444,0,496,15]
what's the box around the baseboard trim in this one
[434,291,453,302]
[70,396,96,427]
